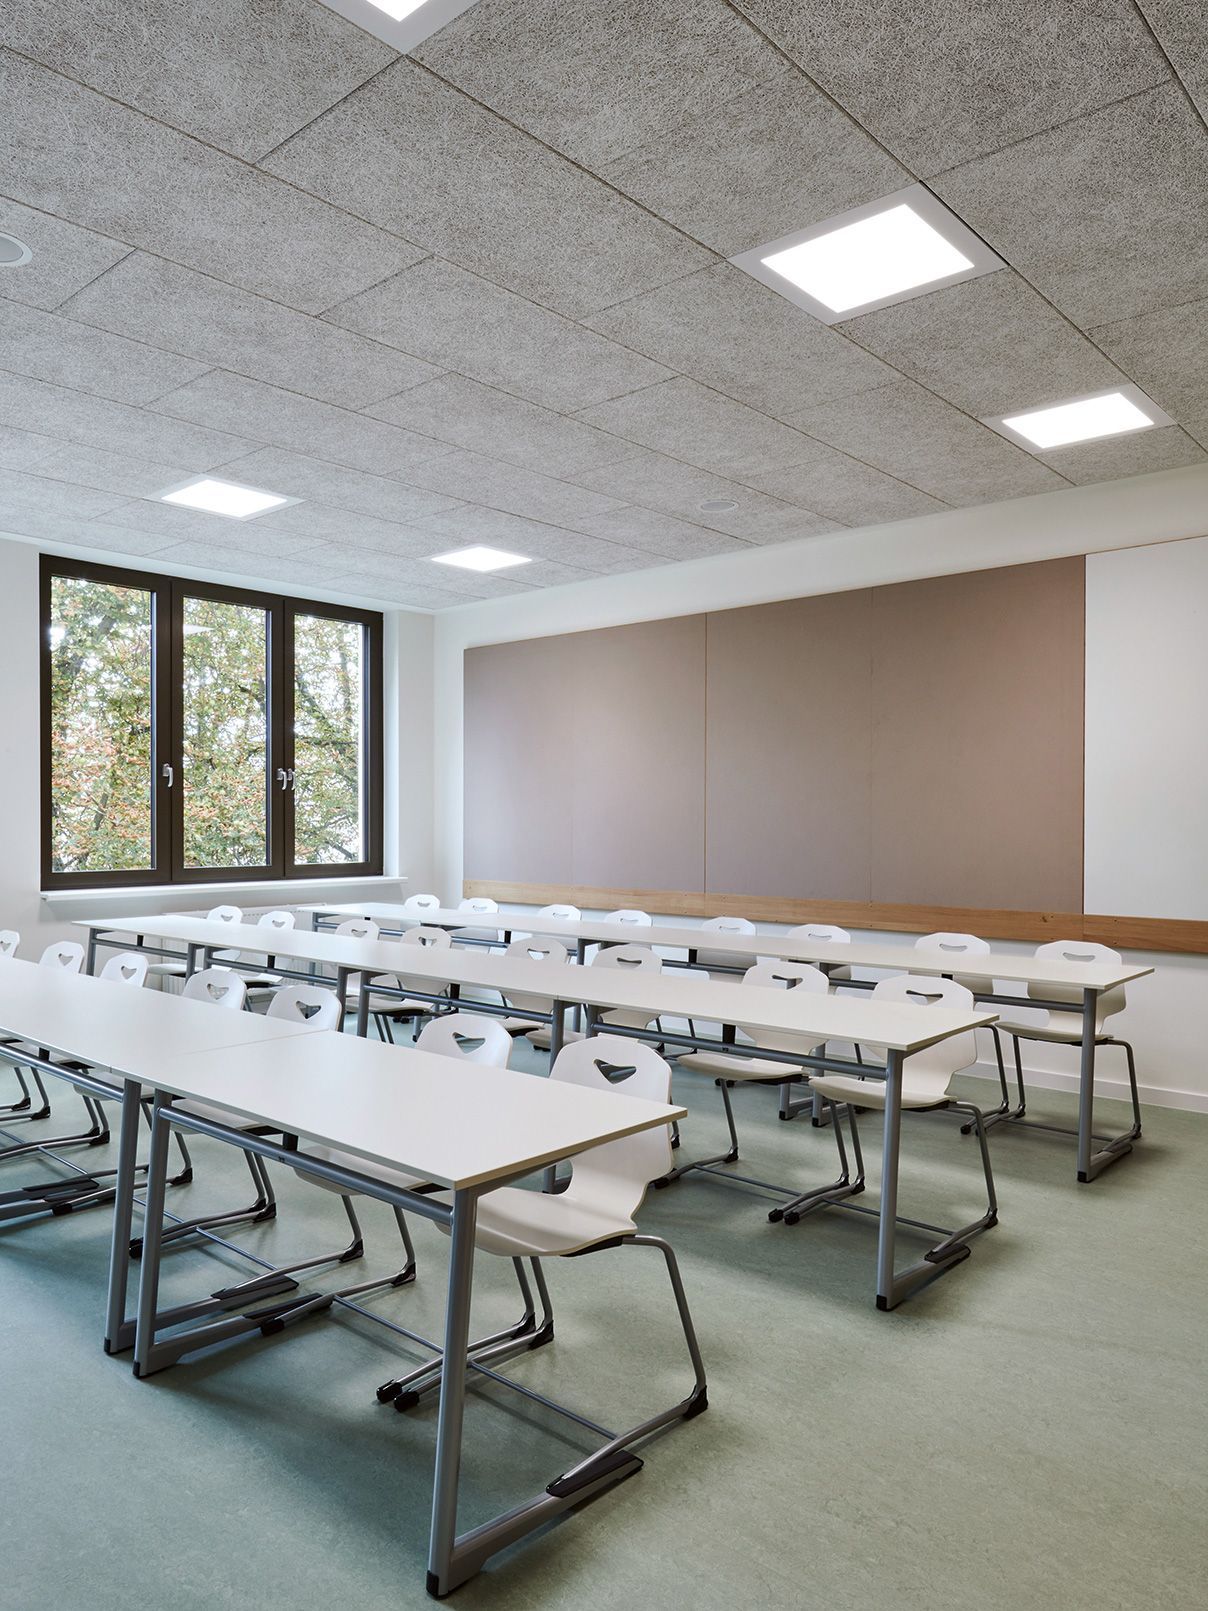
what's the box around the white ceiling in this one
[1,0,1206,610]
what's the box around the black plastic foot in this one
[376,1380,402,1403]
[393,1389,422,1413]
[767,1206,784,1223]
[683,1386,709,1420]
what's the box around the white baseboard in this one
[967,1058,1208,1115]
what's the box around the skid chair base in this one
[131,1140,271,1259]
[985,1033,1141,1180]
[652,1078,806,1201]
[775,1097,999,1305]
[0,1064,51,1121]
[0,1079,109,1164]
[380,1257,555,1411]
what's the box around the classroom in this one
[2,4,1206,1608]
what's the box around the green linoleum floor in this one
[1,1039,1205,1611]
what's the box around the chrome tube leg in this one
[133,1095,175,1377]
[542,1002,569,1192]
[356,980,370,1038]
[104,1079,144,1354]
[427,1188,479,1599]
[875,1050,904,1311]
[1122,1040,1142,1134]
[1076,990,1096,1183]
[628,1234,707,1409]
[85,929,98,976]
[967,1026,1012,1133]
[1011,1033,1027,1115]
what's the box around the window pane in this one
[293,614,365,865]
[48,575,154,874]
[181,596,269,869]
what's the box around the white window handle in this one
[161,763,174,788]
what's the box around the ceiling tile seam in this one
[43,248,138,314]
[0,47,435,285]
[249,49,403,167]
[1129,2,1208,142]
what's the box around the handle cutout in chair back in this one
[594,1058,638,1083]
[206,981,232,1001]
[937,942,967,953]
[1062,950,1096,963]
[296,1000,322,1020]
[119,964,137,980]
[452,1033,486,1054]
[905,988,945,1006]
[771,970,801,988]
[53,950,74,966]
[616,955,641,966]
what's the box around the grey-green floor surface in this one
[2,1037,1205,1611]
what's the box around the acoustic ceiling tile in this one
[0,513,174,556]
[838,271,1126,417]
[733,0,1169,174]
[146,542,344,584]
[789,378,1068,505]
[1088,295,1208,443]
[1135,1,1208,126]
[326,256,672,412]
[576,506,750,560]
[933,85,1208,329]
[5,0,397,162]
[0,423,59,471]
[366,373,633,477]
[263,58,712,320]
[214,448,460,525]
[1,51,423,314]
[0,465,130,523]
[740,443,949,527]
[261,503,443,558]
[0,197,130,311]
[584,262,894,419]
[95,497,325,556]
[401,450,626,529]
[0,299,209,406]
[1035,423,1206,484]
[61,254,439,410]
[16,443,197,499]
[602,67,909,257]
[404,504,660,572]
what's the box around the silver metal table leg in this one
[426,1187,480,1598]
[104,1079,144,1354]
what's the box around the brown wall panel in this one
[704,591,874,900]
[868,559,1084,911]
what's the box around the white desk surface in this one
[147,1033,686,1192]
[296,902,1150,994]
[0,957,319,1075]
[80,915,995,1054]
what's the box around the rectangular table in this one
[78,914,998,1309]
[299,902,1152,1183]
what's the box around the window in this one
[41,557,382,889]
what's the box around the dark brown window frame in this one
[40,554,383,890]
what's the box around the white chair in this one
[914,932,1010,1124]
[992,939,1141,1141]
[498,938,570,1036]
[414,1011,513,1067]
[150,904,242,980]
[376,1035,707,1436]
[0,929,19,958]
[334,916,380,1018]
[783,922,853,983]
[522,902,581,950]
[99,951,150,988]
[362,925,453,1041]
[403,892,442,913]
[665,962,830,1187]
[603,908,652,927]
[696,915,757,977]
[213,908,296,996]
[0,940,88,1152]
[0,930,34,1118]
[773,978,999,1279]
[39,940,85,972]
[451,895,501,948]
[133,981,346,1263]
[526,942,662,1051]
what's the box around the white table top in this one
[80,915,995,1054]
[296,902,1150,993]
[156,1033,686,1191]
[0,957,320,1075]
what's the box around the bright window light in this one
[762,204,973,315]
[999,391,1157,450]
[365,0,428,18]
[429,545,531,573]
[158,477,292,520]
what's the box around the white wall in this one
[433,461,1208,1112]
[0,534,431,950]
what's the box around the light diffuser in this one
[157,477,295,520]
[984,385,1174,453]
[429,545,531,573]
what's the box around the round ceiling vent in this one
[698,498,738,514]
[0,234,33,268]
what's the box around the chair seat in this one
[290,1143,432,1198]
[351,991,437,1016]
[995,1014,1107,1044]
[678,1050,804,1082]
[526,1024,586,1050]
[500,1015,542,1034]
[809,1073,948,1111]
[431,1185,635,1258]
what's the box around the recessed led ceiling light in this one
[429,545,531,573]
[698,498,739,514]
[984,385,1173,452]
[155,476,299,520]
[0,233,33,268]
[730,184,1004,324]
[317,0,479,51]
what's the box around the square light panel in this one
[985,386,1174,452]
[429,545,531,573]
[730,184,1004,324]
[318,0,479,50]
[156,477,299,520]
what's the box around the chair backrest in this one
[702,915,757,937]
[1029,939,1126,1020]
[914,931,992,996]
[416,1011,512,1067]
[336,917,380,942]
[698,914,757,972]
[784,922,851,946]
[502,937,569,1013]
[257,909,295,933]
[603,909,652,927]
[551,1035,673,1217]
[386,924,453,993]
[99,951,149,988]
[737,960,830,1054]
[871,974,978,1095]
[182,967,248,1010]
[0,929,19,959]
[403,893,442,912]
[39,940,84,973]
[207,904,242,924]
[590,943,662,1028]
[266,983,342,1031]
[458,897,498,915]
[536,903,580,923]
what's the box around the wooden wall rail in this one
[462,881,1208,955]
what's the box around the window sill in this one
[41,873,408,908]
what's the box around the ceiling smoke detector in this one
[698,498,739,514]
[0,234,33,268]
